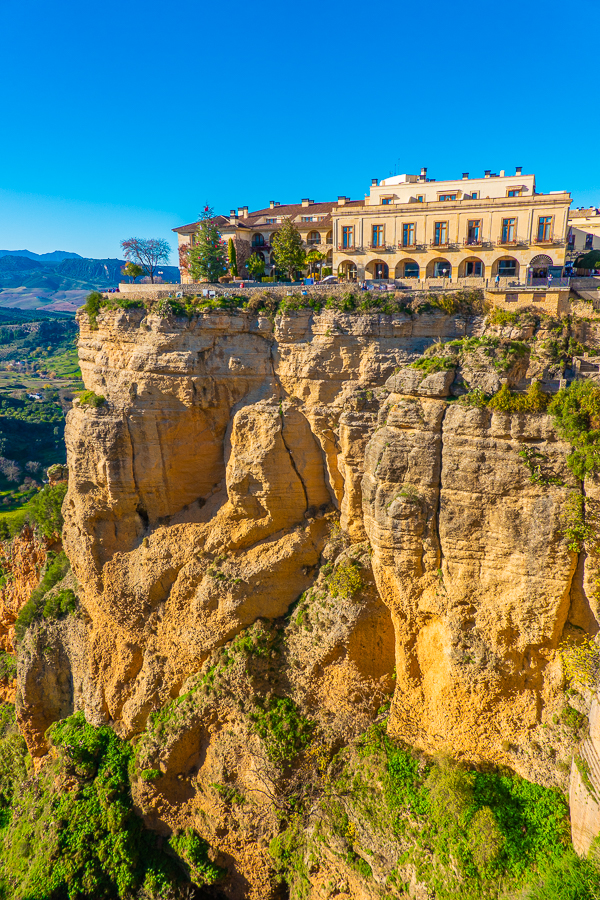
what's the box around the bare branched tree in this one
[120,238,171,284]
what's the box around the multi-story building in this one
[567,208,600,260]
[173,167,572,285]
[332,167,571,284]
[173,200,340,279]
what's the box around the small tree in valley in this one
[271,218,305,282]
[228,238,238,277]
[189,208,228,283]
[121,262,144,284]
[247,252,265,281]
[120,238,171,284]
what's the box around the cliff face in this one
[19,302,600,896]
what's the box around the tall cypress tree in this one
[228,239,238,277]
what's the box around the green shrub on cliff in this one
[29,480,67,539]
[83,291,104,330]
[549,379,600,478]
[13,550,72,641]
[79,389,106,408]
[0,712,222,899]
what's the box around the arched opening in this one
[395,260,419,279]
[366,260,389,280]
[326,251,333,267]
[530,254,553,278]
[493,257,519,278]
[338,260,357,281]
[252,233,265,247]
[428,258,452,278]
[460,257,484,278]
[326,231,333,244]
[307,231,321,245]
[256,251,265,262]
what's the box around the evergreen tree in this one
[271,218,306,282]
[189,209,228,283]
[228,239,238,277]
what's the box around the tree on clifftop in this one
[189,209,228,283]
[121,262,144,283]
[120,237,170,284]
[228,238,238,277]
[271,218,305,282]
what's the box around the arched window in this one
[307,231,321,245]
[433,259,451,277]
[497,258,518,277]
[326,231,333,244]
[404,261,419,278]
[252,233,265,247]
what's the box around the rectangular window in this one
[586,233,594,249]
[467,220,481,244]
[505,292,518,302]
[381,197,393,205]
[471,191,479,199]
[498,259,517,277]
[439,194,457,201]
[501,218,516,242]
[434,222,448,245]
[416,195,424,203]
[507,189,522,197]
[537,216,552,241]
[342,226,354,249]
[301,216,314,222]
[372,225,384,247]
[266,218,276,224]
[402,223,416,246]
[465,260,482,277]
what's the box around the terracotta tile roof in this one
[569,208,600,219]
[174,201,341,234]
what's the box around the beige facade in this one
[332,167,571,285]
[173,200,336,280]
[568,208,600,258]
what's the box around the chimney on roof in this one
[337,195,347,206]
[238,206,248,218]
[500,169,505,177]
[269,200,275,209]
[462,172,469,179]
[516,166,522,176]
[275,201,280,206]
[484,170,491,178]
[371,178,378,186]
[419,167,427,181]
[229,209,238,225]
[301,198,312,207]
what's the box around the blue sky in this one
[0,0,596,261]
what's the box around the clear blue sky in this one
[0,0,596,262]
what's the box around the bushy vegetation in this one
[560,636,600,690]
[78,389,105,408]
[0,711,222,899]
[549,380,600,478]
[250,696,314,767]
[272,722,600,899]
[410,355,457,375]
[13,550,73,642]
[327,558,363,599]
[83,291,103,329]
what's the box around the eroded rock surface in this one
[16,304,600,895]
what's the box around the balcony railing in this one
[398,242,427,251]
[496,237,522,246]
[337,244,361,252]
[463,238,482,247]
[367,243,393,252]
[430,240,459,250]
[533,236,566,246]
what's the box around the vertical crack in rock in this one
[432,403,448,573]
[279,408,310,513]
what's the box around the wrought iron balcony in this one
[337,244,361,253]
[496,237,522,247]
[429,240,459,250]
[367,243,393,252]
[398,242,427,251]
[533,236,565,246]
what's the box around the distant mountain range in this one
[0,249,83,262]
[0,254,180,313]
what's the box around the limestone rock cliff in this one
[16,302,600,897]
